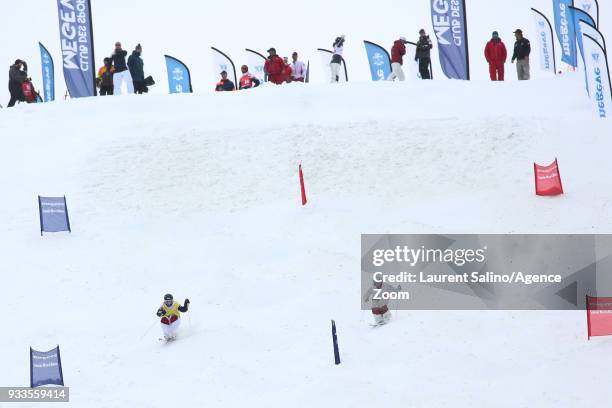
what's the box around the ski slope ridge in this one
[1,77,612,407]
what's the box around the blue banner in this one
[56,0,96,97]
[570,6,596,72]
[164,55,192,93]
[39,43,55,102]
[363,41,391,81]
[38,196,71,235]
[30,346,64,387]
[553,0,578,67]
[430,0,470,80]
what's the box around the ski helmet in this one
[164,293,173,301]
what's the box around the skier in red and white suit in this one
[363,278,401,325]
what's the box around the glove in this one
[184,298,190,305]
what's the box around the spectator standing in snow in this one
[264,48,286,85]
[291,52,306,82]
[110,42,133,95]
[215,70,235,91]
[330,35,345,83]
[484,31,507,81]
[511,29,531,80]
[7,59,28,107]
[415,29,433,79]
[388,36,409,81]
[97,57,115,96]
[238,65,260,90]
[128,44,146,94]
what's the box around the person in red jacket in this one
[239,65,261,90]
[264,48,286,85]
[388,36,408,81]
[484,31,507,81]
[282,57,293,83]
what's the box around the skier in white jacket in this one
[363,278,401,325]
[330,35,345,83]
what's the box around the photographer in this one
[7,59,28,107]
[415,29,433,80]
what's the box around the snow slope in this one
[1,74,612,407]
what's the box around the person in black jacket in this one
[110,42,133,94]
[215,70,235,91]
[7,59,28,107]
[415,29,433,79]
[128,44,146,94]
[511,29,531,80]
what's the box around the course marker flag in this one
[534,159,564,196]
[38,196,71,235]
[587,295,612,339]
[30,346,64,387]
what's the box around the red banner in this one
[534,159,564,196]
[299,164,307,206]
[586,295,612,339]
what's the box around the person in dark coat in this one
[7,59,28,107]
[110,41,133,94]
[215,71,235,91]
[511,29,531,80]
[484,31,507,81]
[128,44,146,94]
[415,29,433,79]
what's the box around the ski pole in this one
[139,319,158,341]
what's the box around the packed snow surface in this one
[1,75,612,407]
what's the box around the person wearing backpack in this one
[97,57,115,95]
[7,59,28,107]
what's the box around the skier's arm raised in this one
[178,298,190,313]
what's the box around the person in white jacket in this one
[291,52,307,82]
[363,277,401,325]
[330,35,345,83]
